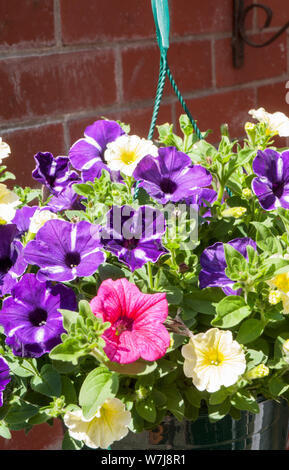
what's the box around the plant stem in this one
[147,262,154,291]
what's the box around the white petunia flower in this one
[104,135,158,176]
[63,398,131,449]
[248,107,289,137]
[29,209,58,234]
[182,328,246,393]
[0,184,20,223]
[0,138,11,165]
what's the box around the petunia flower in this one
[267,271,289,314]
[90,278,170,364]
[0,138,11,165]
[101,205,167,271]
[182,328,246,393]
[0,184,20,223]
[32,152,79,195]
[23,219,105,282]
[28,209,59,234]
[64,399,131,449]
[46,184,85,213]
[69,120,125,182]
[184,188,217,218]
[0,224,27,296]
[252,149,289,210]
[0,357,10,407]
[12,206,39,237]
[133,147,212,204]
[249,108,289,137]
[0,273,77,358]
[199,238,257,295]
[104,134,158,177]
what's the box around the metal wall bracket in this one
[233,0,289,68]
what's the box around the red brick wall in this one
[1,0,289,188]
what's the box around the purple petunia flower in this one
[69,120,125,182]
[199,238,257,295]
[101,205,167,271]
[32,152,80,195]
[0,274,77,358]
[23,219,105,282]
[184,188,217,218]
[0,357,10,407]
[252,149,289,211]
[133,147,213,204]
[0,224,27,296]
[46,184,85,213]
[11,206,39,237]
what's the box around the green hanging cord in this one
[148,0,202,141]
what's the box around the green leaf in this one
[31,365,61,398]
[208,399,231,422]
[236,319,264,344]
[161,286,183,305]
[79,367,119,420]
[49,338,84,364]
[269,376,289,396]
[209,388,229,405]
[7,358,38,378]
[61,376,77,405]
[184,387,202,408]
[251,222,281,254]
[107,359,157,376]
[5,401,39,424]
[212,296,251,328]
[59,309,79,332]
[62,431,83,450]
[230,391,259,414]
[72,183,95,197]
[223,243,248,278]
[136,397,157,423]
[161,385,184,421]
[0,421,11,439]
[98,263,127,281]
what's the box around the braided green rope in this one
[148,54,168,140]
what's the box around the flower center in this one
[205,348,224,366]
[0,256,13,275]
[272,273,289,293]
[29,308,48,327]
[120,150,138,165]
[114,316,134,336]
[159,178,177,194]
[272,182,284,198]
[65,251,81,268]
[122,237,139,250]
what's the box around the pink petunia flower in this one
[90,278,170,364]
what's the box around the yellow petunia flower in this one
[104,135,158,176]
[64,398,131,449]
[0,183,20,223]
[182,328,246,393]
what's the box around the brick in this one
[170,0,252,36]
[0,50,116,122]
[0,0,54,49]
[119,104,173,139]
[257,81,289,114]
[0,419,63,450]
[215,33,287,88]
[122,40,212,103]
[1,122,65,188]
[175,88,256,142]
[60,0,155,44]
[257,81,289,147]
[257,0,289,29]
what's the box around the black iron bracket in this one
[233,0,289,68]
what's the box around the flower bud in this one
[245,122,256,132]
[268,290,282,305]
[242,188,252,199]
[221,207,247,218]
[245,364,269,381]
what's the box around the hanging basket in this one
[111,398,289,451]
